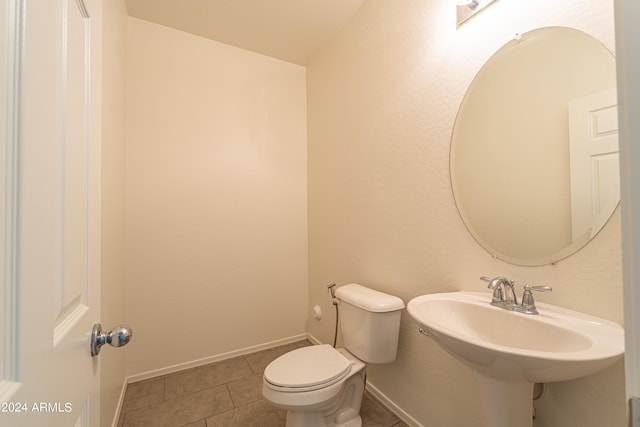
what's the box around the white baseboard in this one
[125,333,308,384]
[306,332,322,345]
[110,379,128,427]
[365,381,423,427]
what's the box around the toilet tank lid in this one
[335,283,405,312]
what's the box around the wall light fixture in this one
[456,0,499,28]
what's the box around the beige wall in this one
[125,18,309,378]
[100,1,129,426]
[307,0,624,426]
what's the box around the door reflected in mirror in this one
[450,27,618,266]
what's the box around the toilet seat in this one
[264,345,352,392]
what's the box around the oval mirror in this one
[450,27,619,266]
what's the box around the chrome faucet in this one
[480,276,552,315]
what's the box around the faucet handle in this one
[521,285,552,314]
[525,285,553,293]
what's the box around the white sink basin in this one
[407,291,624,427]
[407,291,623,382]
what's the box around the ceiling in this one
[125,0,367,66]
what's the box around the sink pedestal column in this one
[473,372,534,427]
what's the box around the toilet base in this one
[280,365,365,427]
[333,415,362,427]
[286,412,362,427]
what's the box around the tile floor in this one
[118,340,408,427]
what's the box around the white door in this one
[568,87,620,241]
[616,0,640,423]
[0,0,102,426]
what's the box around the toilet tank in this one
[335,283,405,363]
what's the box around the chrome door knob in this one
[91,323,132,357]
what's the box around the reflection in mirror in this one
[450,27,618,266]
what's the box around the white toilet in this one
[262,283,405,427]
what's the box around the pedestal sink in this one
[407,291,624,427]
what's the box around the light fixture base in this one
[456,0,499,28]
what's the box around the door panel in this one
[54,0,91,343]
[568,88,620,240]
[0,0,101,425]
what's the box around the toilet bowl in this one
[262,345,366,427]
[261,284,405,427]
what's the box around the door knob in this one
[91,323,132,357]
